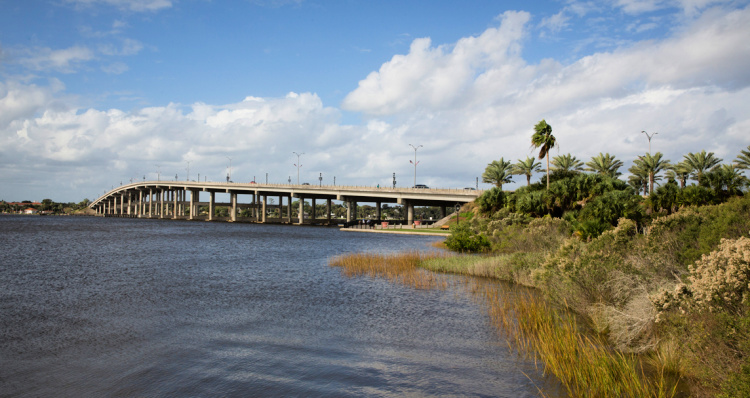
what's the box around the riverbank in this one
[339,227,450,236]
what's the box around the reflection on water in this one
[1,215,562,397]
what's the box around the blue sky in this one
[1,0,749,202]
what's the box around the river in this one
[0,215,561,397]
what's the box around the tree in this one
[666,161,692,189]
[531,119,556,190]
[585,153,624,178]
[683,150,722,185]
[482,158,513,189]
[550,153,584,174]
[734,145,750,170]
[633,152,671,195]
[627,164,649,196]
[512,157,542,186]
[705,164,747,201]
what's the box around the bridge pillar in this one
[208,191,215,221]
[326,199,331,224]
[173,189,178,219]
[278,196,283,220]
[376,201,381,221]
[262,195,267,223]
[148,189,153,217]
[311,198,316,222]
[441,205,446,219]
[407,201,414,227]
[298,197,304,224]
[287,195,292,223]
[127,193,132,216]
[189,190,196,220]
[231,192,237,222]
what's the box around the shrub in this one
[477,187,506,214]
[688,236,750,313]
[444,223,491,253]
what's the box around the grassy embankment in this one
[331,195,750,397]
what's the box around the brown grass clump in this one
[329,251,448,290]
[473,282,679,398]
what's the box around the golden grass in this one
[330,250,679,397]
[329,251,448,290]
[476,283,679,398]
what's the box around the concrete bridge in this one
[89,181,482,226]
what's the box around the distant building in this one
[23,208,38,215]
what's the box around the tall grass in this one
[476,283,679,398]
[329,251,448,290]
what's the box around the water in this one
[1,215,560,397]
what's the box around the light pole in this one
[155,165,160,181]
[641,131,657,154]
[319,172,322,186]
[226,157,232,182]
[186,161,190,181]
[409,144,422,187]
[293,152,304,184]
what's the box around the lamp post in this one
[319,172,322,186]
[293,152,304,184]
[186,161,190,181]
[409,144,422,187]
[226,157,232,182]
[641,131,658,154]
[156,165,160,181]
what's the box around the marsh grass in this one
[476,283,679,398]
[329,251,448,290]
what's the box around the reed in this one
[476,283,678,398]
[329,251,448,290]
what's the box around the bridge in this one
[89,181,482,226]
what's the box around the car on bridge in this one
[412,184,429,189]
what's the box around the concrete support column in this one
[148,189,153,217]
[253,193,258,220]
[326,199,332,224]
[407,201,414,227]
[173,190,178,219]
[441,205,446,219]
[352,201,357,221]
[376,201,381,221]
[127,193,132,216]
[262,195,268,223]
[298,197,304,224]
[287,195,292,223]
[311,198,316,222]
[231,192,237,222]
[159,190,165,218]
[279,196,283,219]
[208,191,215,221]
[346,200,351,222]
[189,190,196,220]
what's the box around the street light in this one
[319,172,322,186]
[186,161,190,181]
[409,144,422,187]
[226,157,232,182]
[293,152,304,184]
[641,131,658,154]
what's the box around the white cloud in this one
[18,46,95,73]
[64,0,173,12]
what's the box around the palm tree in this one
[482,158,514,189]
[665,161,692,189]
[627,165,649,196]
[512,157,542,186]
[683,150,722,185]
[705,164,747,199]
[734,145,750,170]
[550,153,584,174]
[531,119,556,190]
[585,153,624,178]
[633,152,671,195]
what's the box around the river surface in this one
[1,215,561,397]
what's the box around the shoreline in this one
[339,228,450,237]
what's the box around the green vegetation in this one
[433,125,750,396]
[0,198,92,214]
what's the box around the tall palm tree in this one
[665,161,692,189]
[512,157,542,186]
[482,158,514,189]
[531,119,556,190]
[628,164,649,196]
[550,153,584,174]
[585,153,624,178]
[683,150,722,185]
[705,164,747,199]
[633,152,671,195]
[735,145,750,170]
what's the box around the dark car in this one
[413,184,429,189]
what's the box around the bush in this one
[444,223,491,253]
[688,236,750,313]
[476,187,505,214]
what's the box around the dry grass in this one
[329,251,448,290]
[474,283,679,398]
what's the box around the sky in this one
[1,0,749,203]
